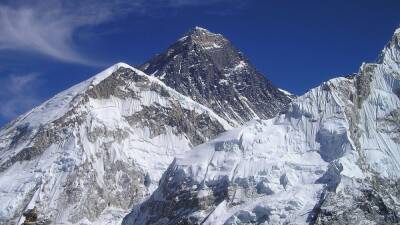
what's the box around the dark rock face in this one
[125,103,225,146]
[121,162,226,225]
[22,208,38,225]
[315,177,400,225]
[378,108,400,143]
[140,27,292,125]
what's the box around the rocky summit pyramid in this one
[140,27,292,126]
[123,29,400,225]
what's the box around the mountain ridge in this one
[0,62,234,225]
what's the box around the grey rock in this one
[315,177,400,225]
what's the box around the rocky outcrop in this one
[125,103,225,146]
[21,208,39,225]
[378,109,400,143]
[315,177,400,225]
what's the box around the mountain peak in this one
[0,55,233,225]
[140,28,292,125]
[177,26,225,46]
[90,62,134,85]
[395,26,400,35]
[378,27,400,68]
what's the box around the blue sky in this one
[0,0,399,126]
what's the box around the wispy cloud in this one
[0,73,43,121]
[0,0,235,66]
[0,0,143,65]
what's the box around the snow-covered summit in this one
[91,62,137,84]
[379,27,400,71]
[394,26,400,35]
[0,62,135,130]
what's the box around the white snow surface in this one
[154,78,362,224]
[0,63,232,225]
[278,88,295,99]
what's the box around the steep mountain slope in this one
[123,29,400,225]
[140,27,292,126]
[0,63,233,225]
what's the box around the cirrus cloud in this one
[0,0,136,66]
[0,0,236,66]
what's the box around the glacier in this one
[122,28,400,225]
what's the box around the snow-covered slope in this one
[0,63,232,225]
[123,29,400,225]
